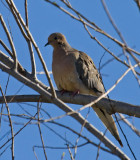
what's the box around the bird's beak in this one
[44,42,49,47]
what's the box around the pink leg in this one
[60,90,80,96]
[60,89,67,95]
[72,90,80,97]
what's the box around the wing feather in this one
[75,51,104,95]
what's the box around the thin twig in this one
[0,144,11,157]
[77,15,140,76]
[101,0,140,87]
[123,48,140,86]
[6,0,56,97]
[99,53,123,70]
[0,15,17,70]
[33,146,39,160]
[0,50,49,90]
[78,64,139,112]
[98,48,124,148]
[0,74,10,130]
[0,112,37,150]
[1,112,113,155]
[25,0,28,27]
[42,123,74,147]
[96,130,107,160]
[63,0,140,57]
[73,108,90,159]
[119,114,140,137]
[44,0,140,56]
[0,86,14,160]
[49,121,111,154]
[66,143,74,160]
[37,101,48,160]
[61,152,65,160]
[0,39,13,57]
[24,0,36,79]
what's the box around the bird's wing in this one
[75,51,123,146]
[75,51,105,96]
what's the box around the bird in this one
[45,32,123,147]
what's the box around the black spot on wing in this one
[99,108,106,117]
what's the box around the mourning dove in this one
[45,33,123,147]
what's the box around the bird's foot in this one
[71,90,80,97]
[60,89,68,95]
[60,90,80,97]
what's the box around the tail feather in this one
[92,106,123,147]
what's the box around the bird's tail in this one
[92,106,123,147]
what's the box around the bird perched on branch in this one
[45,32,123,147]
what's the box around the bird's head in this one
[45,33,67,48]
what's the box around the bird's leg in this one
[60,89,68,95]
[71,90,80,97]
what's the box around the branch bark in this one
[0,93,139,118]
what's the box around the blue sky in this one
[0,0,140,160]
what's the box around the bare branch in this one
[0,86,14,160]
[24,0,36,79]
[0,14,17,70]
[6,0,56,97]
[0,51,48,90]
[66,143,74,160]
[73,108,90,159]
[0,39,13,57]
[119,114,140,137]
[96,130,107,160]
[0,93,139,118]
[44,0,140,56]
[78,64,139,113]
[0,112,37,150]
[0,62,130,159]
[37,102,48,160]
[101,0,140,67]
[78,16,140,77]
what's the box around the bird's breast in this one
[52,54,78,91]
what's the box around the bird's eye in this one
[54,37,57,40]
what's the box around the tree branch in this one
[0,93,139,118]
[0,62,130,159]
